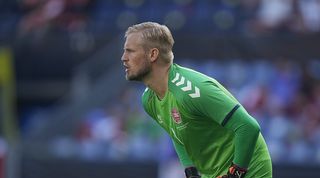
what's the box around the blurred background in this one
[0,0,320,177]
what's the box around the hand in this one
[216,163,247,178]
[185,167,201,178]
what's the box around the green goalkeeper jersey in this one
[142,63,272,177]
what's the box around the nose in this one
[121,53,127,62]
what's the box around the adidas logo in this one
[171,73,200,98]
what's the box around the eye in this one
[124,48,134,53]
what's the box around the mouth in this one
[123,64,129,72]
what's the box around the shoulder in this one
[142,87,153,107]
[141,87,155,117]
[169,64,219,101]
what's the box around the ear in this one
[149,48,159,63]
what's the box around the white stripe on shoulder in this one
[181,81,192,91]
[189,87,200,98]
[171,73,180,83]
[143,87,149,95]
[176,76,185,86]
[171,73,201,98]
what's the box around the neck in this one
[143,64,171,99]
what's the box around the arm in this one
[142,89,201,177]
[172,139,201,178]
[172,139,194,168]
[223,106,260,168]
[216,106,260,178]
[185,81,260,177]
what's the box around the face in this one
[122,32,151,81]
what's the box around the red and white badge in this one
[171,108,182,124]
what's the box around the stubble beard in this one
[126,62,151,81]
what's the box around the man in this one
[121,22,272,178]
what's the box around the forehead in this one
[124,32,144,48]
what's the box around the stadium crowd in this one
[0,0,320,41]
[1,0,320,168]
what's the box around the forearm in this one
[172,139,194,168]
[224,106,260,168]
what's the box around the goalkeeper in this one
[121,22,272,178]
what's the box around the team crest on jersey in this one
[171,108,182,124]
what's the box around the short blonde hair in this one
[125,22,174,64]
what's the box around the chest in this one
[151,94,201,143]
[153,97,184,126]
